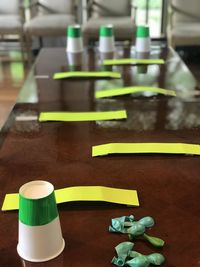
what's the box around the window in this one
[134,0,167,38]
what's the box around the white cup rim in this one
[19,180,54,200]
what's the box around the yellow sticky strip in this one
[92,143,200,157]
[2,193,19,211]
[39,110,127,122]
[95,86,176,98]
[1,186,139,211]
[103,58,165,65]
[53,71,121,79]
[55,186,139,206]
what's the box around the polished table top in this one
[1,45,200,267]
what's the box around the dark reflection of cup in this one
[100,51,114,61]
[136,51,150,74]
[66,52,83,67]
[68,65,82,71]
[20,252,64,267]
[99,52,114,71]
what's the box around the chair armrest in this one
[87,0,95,10]
[23,0,39,10]
[131,4,138,24]
[23,0,59,19]
[73,0,79,20]
[82,0,94,23]
[18,3,26,23]
[23,0,39,18]
[170,1,200,21]
[168,0,174,29]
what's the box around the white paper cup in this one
[135,25,151,53]
[99,25,115,53]
[17,180,65,262]
[66,25,83,53]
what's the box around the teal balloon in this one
[112,219,123,232]
[112,257,125,266]
[127,222,145,236]
[138,216,154,228]
[110,215,135,233]
[109,226,118,232]
[126,256,149,267]
[147,253,165,265]
[143,233,165,248]
[115,241,134,257]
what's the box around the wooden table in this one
[0,45,200,267]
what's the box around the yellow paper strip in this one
[95,86,176,98]
[39,110,127,122]
[53,71,121,79]
[2,193,19,211]
[92,143,200,157]
[1,186,139,211]
[103,58,165,65]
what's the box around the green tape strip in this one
[19,192,58,226]
[53,71,121,79]
[103,58,165,65]
[92,143,200,157]
[95,86,176,98]
[39,110,127,122]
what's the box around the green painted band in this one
[136,26,149,37]
[19,192,58,226]
[67,25,81,37]
[100,25,113,37]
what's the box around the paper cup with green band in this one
[66,24,83,53]
[17,180,65,262]
[99,24,115,53]
[135,25,151,53]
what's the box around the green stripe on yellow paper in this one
[95,86,176,98]
[39,110,127,122]
[2,186,139,211]
[53,71,121,79]
[92,143,200,157]
[103,58,165,65]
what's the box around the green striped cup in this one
[17,180,65,262]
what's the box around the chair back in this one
[39,0,74,15]
[0,0,19,14]
[90,0,131,18]
[171,0,200,23]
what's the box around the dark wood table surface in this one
[0,45,200,267]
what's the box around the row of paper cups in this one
[16,25,151,264]
[67,24,151,54]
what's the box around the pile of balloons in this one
[112,241,165,267]
[109,215,165,267]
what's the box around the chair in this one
[82,0,137,45]
[168,0,200,48]
[0,0,25,60]
[24,0,77,62]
